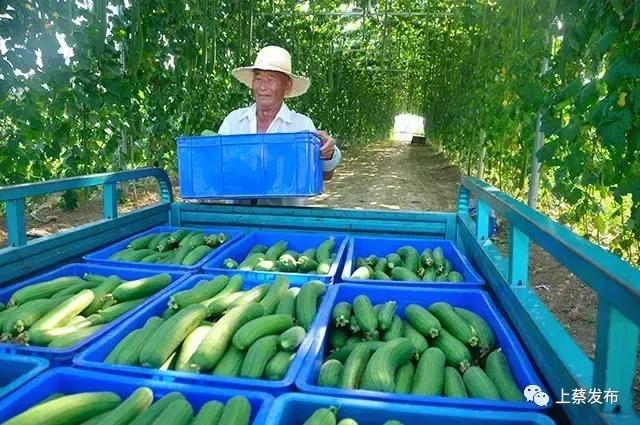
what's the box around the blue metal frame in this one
[458,176,639,425]
[0,168,173,285]
[0,169,638,425]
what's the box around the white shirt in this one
[217,103,341,207]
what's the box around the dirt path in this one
[0,139,637,413]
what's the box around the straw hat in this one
[232,46,311,98]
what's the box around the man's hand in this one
[315,130,336,160]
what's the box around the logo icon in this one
[524,384,549,406]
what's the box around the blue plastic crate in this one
[296,284,550,412]
[74,273,328,394]
[0,263,190,365]
[203,230,349,284]
[83,225,246,271]
[266,393,556,425]
[341,236,484,287]
[0,367,273,424]
[0,354,49,399]
[178,131,323,199]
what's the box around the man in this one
[217,45,341,206]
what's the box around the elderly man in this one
[217,45,342,206]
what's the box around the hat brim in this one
[232,66,310,98]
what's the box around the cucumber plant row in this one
[3,387,252,425]
[105,275,326,382]
[0,273,173,348]
[350,246,464,283]
[303,406,403,425]
[222,238,337,275]
[109,229,230,266]
[317,295,525,402]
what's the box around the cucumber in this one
[432,247,445,272]
[282,249,301,260]
[150,398,193,425]
[238,253,264,271]
[4,392,121,425]
[403,322,429,357]
[83,276,122,316]
[129,392,185,425]
[332,302,352,328]
[213,346,245,377]
[139,303,208,368]
[182,245,212,266]
[47,324,104,348]
[255,260,277,271]
[412,347,446,395]
[361,338,414,392]
[115,317,164,365]
[147,232,170,250]
[303,407,337,425]
[265,350,295,380]
[95,387,153,425]
[377,301,397,331]
[431,328,472,373]
[171,246,192,265]
[353,295,377,334]
[227,284,270,309]
[448,271,464,283]
[192,400,224,425]
[240,335,280,378]
[249,244,268,254]
[485,349,524,401]
[139,252,166,264]
[90,298,145,324]
[373,270,391,280]
[350,266,372,280]
[443,259,453,276]
[444,366,468,398]
[422,268,438,282]
[175,325,212,371]
[219,396,251,425]
[168,229,190,243]
[223,258,239,269]
[330,327,349,350]
[233,314,294,350]
[327,341,384,363]
[454,307,496,356]
[298,256,319,273]
[463,366,501,400]
[31,289,95,331]
[120,249,157,262]
[296,281,326,330]
[265,240,288,261]
[8,276,86,307]
[259,276,290,315]
[385,253,402,269]
[428,302,478,347]
[189,303,264,372]
[397,246,419,273]
[373,258,388,272]
[404,304,441,338]
[169,275,229,310]
[394,362,415,393]
[318,359,344,387]
[275,287,298,318]
[51,279,101,298]
[383,315,404,341]
[280,325,306,351]
[316,238,335,263]
[111,274,172,302]
[105,329,139,364]
[186,233,206,249]
[110,248,134,260]
[6,298,64,335]
[420,248,434,267]
[390,267,420,281]
[340,342,372,389]
[276,254,298,272]
[128,234,157,250]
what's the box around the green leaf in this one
[575,81,599,112]
[629,85,640,114]
[517,82,545,110]
[597,108,633,151]
[610,0,625,19]
[603,55,640,89]
[557,116,582,142]
[553,79,582,107]
[536,139,559,162]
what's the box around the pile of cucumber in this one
[303,407,403,425]
[317,295,525,402]
[105,275,326,382]
[350,246,464,283]
[109,229,230,266]
[4,387,252,425]
[222,238,337,275]
[0,273,172,348]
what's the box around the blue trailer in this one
[0,168,638,425]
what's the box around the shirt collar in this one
[241,102,292,124]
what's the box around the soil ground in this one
[0,139,637,418]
